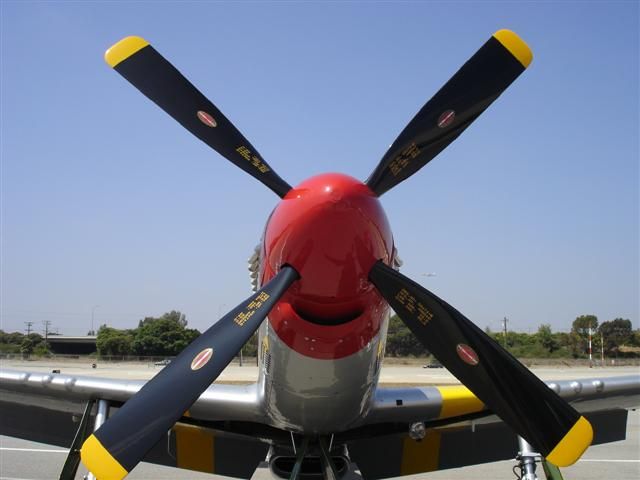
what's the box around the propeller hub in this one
[262,173,394,358]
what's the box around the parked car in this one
[154,359,171,366]
[422,361,443,368]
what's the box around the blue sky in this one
[1,1,638,336]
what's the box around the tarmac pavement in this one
[1,358,638,384]
[1,411,638,479]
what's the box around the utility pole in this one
[600,331,605,366]
[43,320,52,345]
[24,321,34,336]
[502,317,509,348]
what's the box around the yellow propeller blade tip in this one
[80,434,129,480]
[493,29,533,68]
[105,36,149,68]
[546,416,594,467]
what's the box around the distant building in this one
[46,336,97,355]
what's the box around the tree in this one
[19,335,49,356]
[1,331,26,345]
[385,315,426,357]
[96,326,133,356]
[20,337,35,355]
[138,311,187,328]
[599,318,633,356]
[0,331,46,354]
[537,324,559,353]
[570,314,598,357]
[572,315,598,337]
[132,311,200,356]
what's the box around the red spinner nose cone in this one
[263,173,393,321]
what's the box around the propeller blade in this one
[80,266,298,479]
[104,36,292,198]
[365,29,532,196]
[368,261,592,466]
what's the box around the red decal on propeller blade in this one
[197,110,217,128]
[191,348,213,371]
[437,110,455,128]
[456,343,479,366]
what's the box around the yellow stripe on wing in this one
[174,423,215,473]
[400,430,441,475]
[546,416,593,467]
[80,434,128,480]
[105,36,150,68]
[437,385,485,419]
[493,29,533,68]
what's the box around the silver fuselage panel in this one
[257,312,390,433]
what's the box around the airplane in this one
[1,29,639,480]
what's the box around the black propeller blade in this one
[104,36,292,198]
[368,261,592,466]
[365,29,532,197]
[80,266,298,479]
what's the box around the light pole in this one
[91,305,100,335]
[502,317,509,349]
[588,321,594,367]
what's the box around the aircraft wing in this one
[344,374,640,479]
[0,368,270,478]
[2,369,639,479]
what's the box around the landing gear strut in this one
[59,399,95,480]
[515,436,539,480]
[514,436,564,480]
[58,399,110,480]
[318,436,339,480]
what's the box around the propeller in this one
[104,36,292,198]
[365,29,533,196]
[95,28,592,476]
[368,261,592,467]
[80,266,298,480]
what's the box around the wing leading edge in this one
[1,369,638,479]
[345,374,640,479]
[359,374,640,427]
[0,369,269,478]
